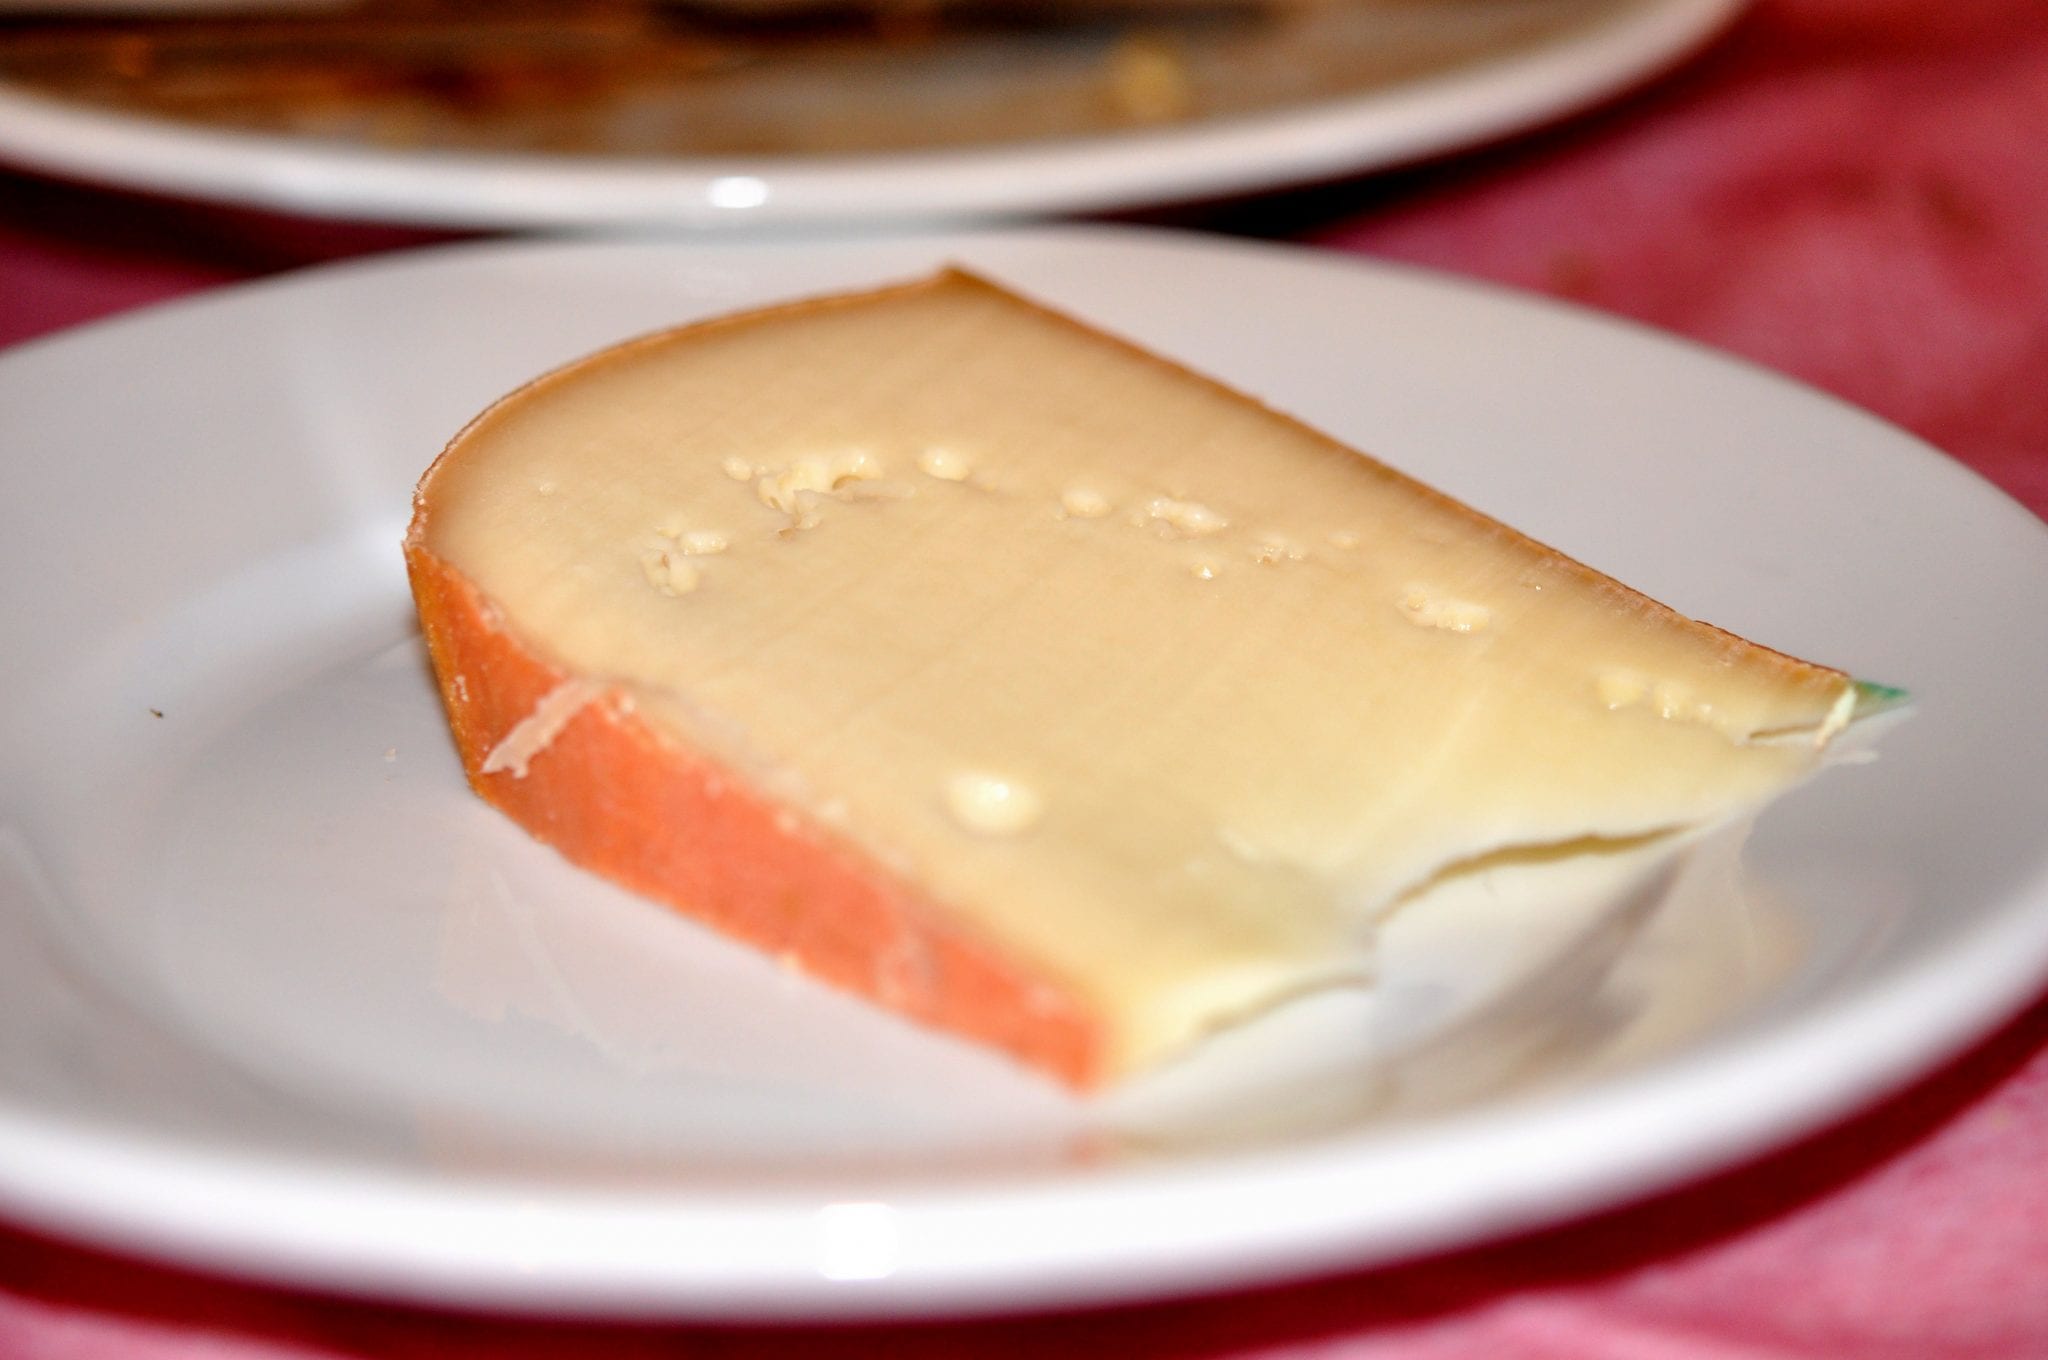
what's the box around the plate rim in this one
[1,223,2045,1321]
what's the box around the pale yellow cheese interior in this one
[418,271,1855,1077]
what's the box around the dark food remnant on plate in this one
[0,0,1633,157]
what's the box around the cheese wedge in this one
[405,269,1861,1089]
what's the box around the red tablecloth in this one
[3,0,2045,1354]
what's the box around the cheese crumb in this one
[1653,680,1714,724]
[680,529,730,555]
[1597,672,1726,731]
[756,449,884,518]
[916,446,974,481]
[942,771,1043,836]
[1597,670,1648,709]
[1060,487,1112,519]
[1142,496,1229,537]
[656,514,732,555]
[1252,535,1307,565]
[640,546,702,596]
[1398,587,1492,633]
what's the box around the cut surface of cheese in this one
[405,269,1859,1088]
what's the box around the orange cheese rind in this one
[404,538,1112,1087]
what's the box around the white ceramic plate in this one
[0,0,1740,230]
[2,226,2044,1320]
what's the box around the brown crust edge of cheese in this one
[423,265,1848,702]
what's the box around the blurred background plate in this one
[0,0,1741,229]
